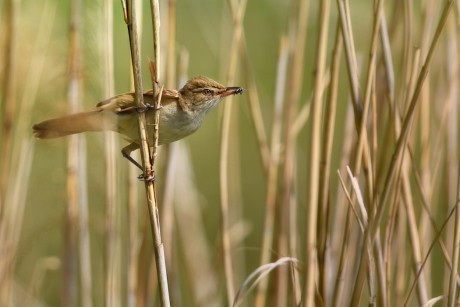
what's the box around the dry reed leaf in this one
[422,295,444,307]
[233,257,301,307]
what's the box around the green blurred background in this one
[3,0,456,305]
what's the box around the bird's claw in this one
[135,103,152,113]
[138,171,156,182]
[135,103,162,113]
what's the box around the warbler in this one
[33,75,243,168]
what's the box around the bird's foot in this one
[135,103,152,113]
[134,103,162,113]
[138,170,156,182]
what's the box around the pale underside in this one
[97,89,222,145]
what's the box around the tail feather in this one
[33,110,113,139]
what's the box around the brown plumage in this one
[33,76,243,168]
[33,110,112,139]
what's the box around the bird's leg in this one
[121,143,142,170]
[134,103,152,113]
[118,103,152,114]
[121,143,155,182]
[133,102,162,113]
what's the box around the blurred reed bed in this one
[1,0,460,306]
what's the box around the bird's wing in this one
[160,89,180,100]
[96,89,179,113]
[95,92,135,111]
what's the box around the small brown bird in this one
[33,76,243,168]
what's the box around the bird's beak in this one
[219,87,244,97]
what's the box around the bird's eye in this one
[203,89,213,94]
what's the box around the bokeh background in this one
[1,0,460,306]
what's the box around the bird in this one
[33,75,243,169]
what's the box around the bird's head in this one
[179,76,243,113]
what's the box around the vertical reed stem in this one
[305,0,330,305]
[123,0,170,305]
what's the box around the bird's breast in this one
[155,104,205,145]
[115,103,207,145]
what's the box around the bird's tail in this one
[33,110,113,139]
